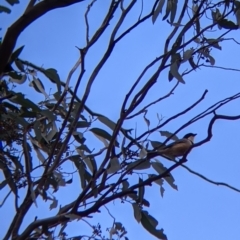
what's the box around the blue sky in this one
[1,1,240,239]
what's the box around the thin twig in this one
[84,0,97,44]
[181,164,240,193]
[0,190,11,208]
[202,64,240,72]
[126,82,179,119]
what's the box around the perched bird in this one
[157,133,197,159]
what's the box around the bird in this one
[157,133,197,159]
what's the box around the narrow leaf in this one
[83,157,96,174]
[14,59,25,71]
[30,183,38,207]
[150,141,165,149]
[43,68,61,93]
[152,0,166,23]
[127,159,151,171]
[182,48,194,62]
[148,174,164,186]
[8,71,23,80]
[139,147,147,158]
[9,74,27,84]
[6,0,20,6]
[170,0,177,24]
[162,0,172,21]
[159,131,179,141]
[10,46,24,63]
[0,5,11,13]
[132,203,142,222]
[218,19,238,30]
[170,62,185,84]
[138,178,145,203]
[152,162,178,190]
[97,115,116,131]
[75,121,91,128]
[206,39,222,50]
[30,78,49,98]
[141,211,167,240]
[122,180,129,191]
[90,127,119,147]
[160,185,165,197]
[143,110,150,127]
[107,157,121,174]
[50,198,58,210]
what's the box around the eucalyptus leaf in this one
[150,140,165,149]
[43,68,61,93]
[152,162,178,190]
[0,6,11,14]
[9,93,40,111]
[77,144,92,153]
[0,162,17,195]
[188,57,197,70]
[138,177,145,203]
[83,156,96,174]
[70,156,86,189]
[50,198,58,210]
[30,183,38,207]
[148,174,164,186]
[41,110,55,121]
[143,110,150,127]
[6,0,20,5]
[97,115,116,131]
[9,73,27,84]
[122,180,129,191]
[152,0,165,24]
[107,157,121,174]
[182,48,194,62]
[127,159,151,171]
[139,147,147,158]
[160,131,179,141]
[8,71,23,80]
[218,19,238,30]
[162,0,172,21]
[141,211,167,240]
[132,203,142,223]
[10,46,24,63]
[170,0,177,24]
[30,78,49,98]
[75,121,91,128]
[90,127,119,147]
[160,185,165,197]
[170,62,185,84]
[73,132,86,144]
[206,39,222,50]
[34,146,46,164]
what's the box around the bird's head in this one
[183,133,197,142]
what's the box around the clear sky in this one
[1,1,240,239]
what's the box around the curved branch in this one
[0,0,85,75]
[181,164,240,193]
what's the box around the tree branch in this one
[0,0,86,75]
[181,164,240,193]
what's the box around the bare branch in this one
[126,82,179,119]
[84,0,97,44]
[0,0,86,75]
[202,64,240,72]
[181,164,240,193]
[0,190,11,208]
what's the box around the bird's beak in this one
[193,133,197,136]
